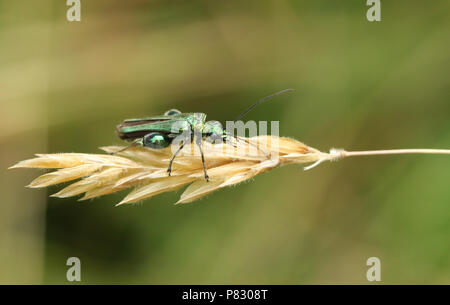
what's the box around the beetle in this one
[115,89,294,181]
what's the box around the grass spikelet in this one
[10,136,322,205]
[9,135,450,205]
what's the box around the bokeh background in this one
[1,0,449,284]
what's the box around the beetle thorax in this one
[187,113,207,133]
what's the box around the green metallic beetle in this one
[117,110,226,181]
[115,89,294,181]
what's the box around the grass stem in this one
[341,149,450,158]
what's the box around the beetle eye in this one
[164,109,181,116]
[143,133,171,149]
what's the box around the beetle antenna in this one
[234,88,294,122]
[109,139,141,155]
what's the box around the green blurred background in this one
[1,0,449,284]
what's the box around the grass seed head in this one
[10,136,326,205]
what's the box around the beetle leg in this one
[109,139,141,155]
[234,135,271,159]
[224,135,238,148]
[167,141,185,176]
[195,138,209,182]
